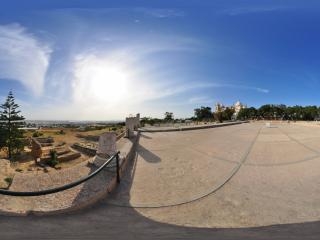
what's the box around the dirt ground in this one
[24,127,124,147]
[0,127,124,181]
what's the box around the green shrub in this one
[47,150,59,167]
[32,131,43,137]
[4,177,13,186]
[57,129,65,135]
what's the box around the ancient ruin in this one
[30,137,81,164]
[125,113,140,138]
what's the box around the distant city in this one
[24,120,124,128]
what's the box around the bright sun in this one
[89,66,127,102]
[73,56,129,106]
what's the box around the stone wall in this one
[71,143,97,156]
[72,132,126,157]
[139,121,249,132]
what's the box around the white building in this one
[232,100,246,120]
[214,102,226,113]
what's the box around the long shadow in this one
[140,133,152,139]
[1,137,320,239]
[136,144,161,163]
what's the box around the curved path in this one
[2,122,320,239]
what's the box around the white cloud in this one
[64,35,202,118]
[256,87,269,93]
[221,6,291,16]
[188,96,213,104]
[136,8,185,18]
[70,49,269,119]
[202,83,269,94]
[0,23,52,96]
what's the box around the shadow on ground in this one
[136,144,161,163]
[140,133,152,139]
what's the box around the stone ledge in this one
[139,121,249,132]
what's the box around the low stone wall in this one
[71,143,97,156]
[139,121,249,132]
[76,135,100,142]
[57,152,81,162]
[72,132,126,156]
[35,137,54,144]
[116,131,126,141]
[76,131,125,142]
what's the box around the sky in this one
[0,0,320,120]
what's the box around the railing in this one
[0,151,121,196]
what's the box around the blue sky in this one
[0,0,320,120]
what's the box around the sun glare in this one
[90,66,127,102]
[73,56,129,106]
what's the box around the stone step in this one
[57,152,81,162]
[42,147,71,156]
[41,151,80,162]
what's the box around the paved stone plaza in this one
[2,122,320,239]
[108,122,320,227]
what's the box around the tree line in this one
[237,104,320,121]
[142,104,320,126]
[193,106,235,122]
